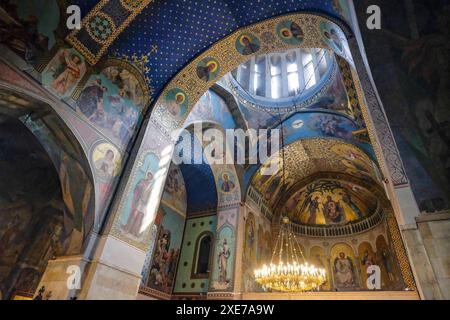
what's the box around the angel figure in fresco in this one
[334,252,356,289]
[51,50,83,96]
[124,171,154,237]
[218,238,231,283]
[323,196,345,224]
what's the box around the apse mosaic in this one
[77,63,146,148]
[284,180,378,226]
[250,139,381,209]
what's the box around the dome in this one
[231,48,333,105]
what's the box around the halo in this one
[206,60,218,73]
[175,92,186,104]
[280,27,292,38]
[222,172,230,180]
[239,34,251,45]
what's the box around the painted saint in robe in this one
[334,252,356,289]
[342,191,363,219]
[240,36,259,55]
[124,171,154,237]
[218,238,231,283]
[197,60,218,82]
[220,173,235,193]
[307,196,320,224]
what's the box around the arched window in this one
[193,232,213,278]
[232,48,331,101]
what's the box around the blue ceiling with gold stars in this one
[73,0,350,101]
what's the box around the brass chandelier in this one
[254,217,327,292]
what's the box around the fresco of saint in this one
[218,238,231,283]
[334,252,356,289]
[124,171,154,237]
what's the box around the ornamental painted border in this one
[66,0,153,65]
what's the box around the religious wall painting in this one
[164,87,189,120]
[358,242,377,289]
[24,116,95,255]
[147,204,184,294]
[77,64,145,148]
[320,21,344,55]
[218,171,236,194]
[42,48,86,98]
[319,20,353,66]
[0,0,61,65]
[243,212,256,266]
[309,246,331,291]
[376,235,401,289]
[196,57,220,82]
[162,164,187,215]
[285,180,376,226]
[211,225,234,291]
[91,142,122,182]
[331,143,377,182]
[119,152,160,240]
[235,33,260,56]
[331,243,359,290]
[186,90,236,129]
[276,20,304,45]
[283,113,358,146]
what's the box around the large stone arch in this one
[0,82,97,255]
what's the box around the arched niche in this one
[0,86,96,255]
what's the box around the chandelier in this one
[254,217,326,292]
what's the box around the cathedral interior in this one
[0,0,449,301]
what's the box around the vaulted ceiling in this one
[71,0,352,101]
